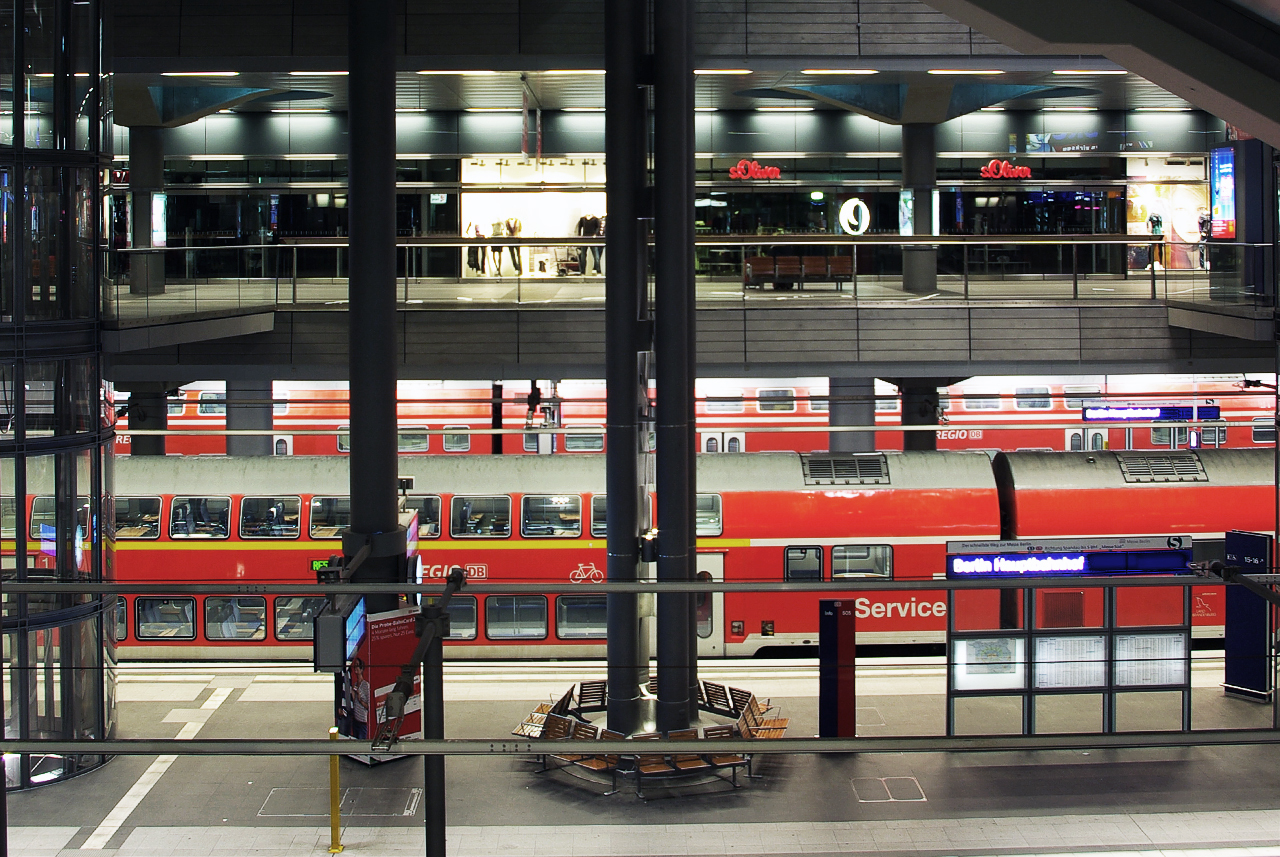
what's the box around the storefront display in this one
[1125,159,1208,270]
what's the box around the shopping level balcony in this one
[101,236,1277,379]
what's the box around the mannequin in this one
[464,222,486,275]
[505,217,522,276]
[491,220,506,276]
[575,213,602,274]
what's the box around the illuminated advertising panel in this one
[1210,146,1236,239]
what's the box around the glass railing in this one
[104,236,1275,321]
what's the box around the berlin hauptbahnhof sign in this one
[945,536,1195,579]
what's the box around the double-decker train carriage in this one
[111,375,1277,458]
[87,448,1270,659]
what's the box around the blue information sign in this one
[1224,530,1272,702]
[946,537,1194,580]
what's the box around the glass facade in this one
[0,0,112,789]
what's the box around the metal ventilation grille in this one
[1116,452,1208,483]
[802,454,890,485]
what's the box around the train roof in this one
[115,450,998,497]
[995,448,1274,490]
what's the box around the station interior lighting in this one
[928,69,1005,75]
[758,106,814,111]
[542,69,606,75]
[1053,69,1127,75]
[464,107,522,113]
[161,71,240,77]
[562,107,606,112]
[417,70,501,76]
[694,69,752,75]
[289,70,348,76]
[1044,106,1097,111]
[801,69,878,75]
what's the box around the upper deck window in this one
[1015,387,1051,409]
[450,495,511,538]
[240,496,301,538]
[169,496,230,539]
[757,389,796,413]
[198,391,226,415]
[116,496,162,539]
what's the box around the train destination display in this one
[945,537,1194,579]
[1082,401,1221,422]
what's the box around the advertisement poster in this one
[1209,147,1236,239]
[337,605,422,764]
[1126,182,1208,270]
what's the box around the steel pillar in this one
[125,391,166,456]
[128,126,165,295]
[225,380,273,456]
[901,123,937,295]
[829,378,876,453]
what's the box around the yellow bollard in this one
[328,726,344,853]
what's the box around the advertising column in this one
[338,605,423,763]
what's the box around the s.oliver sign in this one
[979,159,1031,179]
[729,159,782,179]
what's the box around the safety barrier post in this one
[1072,243,1079,299]
[328,727,343,853]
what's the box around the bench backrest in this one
[542,713,574,740]
[571,721,599,740]
[548,687,575,717]
[774,256,802,276]
[577,679,607,710]
[728,686,753,714]
[702,681,733,713]
[801,255,828,276]
[744,256,775,278]
[701,724,735,740]
[829,255,853,276]
[735,710,755,739]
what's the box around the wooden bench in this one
[512,687,576,737]
[701,723,751,783]
[576,679,607,713]
[743,256,774,289]
[700,681,736,717]
[534,713,576,771]
[570,728,624,795]
[773,256,802,289]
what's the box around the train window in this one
[1202,422,1227,446]
[875,396,898,411]
[198,391,226,415]
[443,425,470,452]
[169,496,230,539]
[136,597,196,640]
[273,596,327,640]
[274,391,288,416]
[0,497,14,538]
[784,546,823,581]
[310,497,350,539]
[444,595,478,640]
[590,495,607,537]
[1014,387,1051,409]
[336,427,350,453]
[1150,426,1189,446]
[30,495,89,539]
[166,397,184,416]
[695,570,713,638]
[556,595,607,639]
[695,494,722,536]
[1064,386,1101,409]
[964,394,1000,410]
[403,496,441,538]
[450,495,511,538]
[564,427,604,452]
[521,495,581,538]
[705,392,744,413]
[937,387,951,411]
[115,597,127,642]
[705,436,719,453]
[832,545,893,579]
[757,388,796,412]
[1253,417,1276,443]
[1068,431,1084,451]
[485,595,547,639]
[115,496,161,539]
[204,596,267,641]
[398,429,429,452]
[240,496,301,539]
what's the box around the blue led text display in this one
[947,549,1193,579]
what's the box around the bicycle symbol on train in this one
[569,562,605,583]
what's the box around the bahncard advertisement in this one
[337,606,422,764]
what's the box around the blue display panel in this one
[1082,404,1220,422]
[946,537,1194,580]
[1210,146,1236,239]
[344,597,366,659]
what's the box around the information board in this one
[947,536,1194,580]
[1113,633,1188,686]
[1224,530,1273,701]
[952,637,1026,691]
[1034,635,1106,689]
[1210,146,1236,239]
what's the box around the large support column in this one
[604,0,648,736]
[901,123,937,295]
[128,126,165,295]
[653,0,695,734]
[126,391,166,456]
[226,380,273,456]
[898,380,942,452]
[828,378,876,453]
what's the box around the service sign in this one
[946,536,1194,579]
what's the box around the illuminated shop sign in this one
[838,197,870,235]
[1081,401,1220,422]
[945,536,1194,579]
[728,159,782,180]
[979,159,1032,179]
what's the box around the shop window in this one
[964,394,1000,410]
[274,596,327,641]
[169,496,230,539]
[556,595,607,639]
[116,597,127,642]
[443,425,470,452]
[1064,385,1101,409]
[136,597,195,640]
[695,494,722,536]
[784,546,823,581]
[240,496,301,539]
[1014,387,1051,409]
[1253,417,1275,443]
[403,495,441,538]
[398,428,429,453]
[445,595,477,640]
[337,427,350,453]
[757,388,796,413]
[198,391,226,415]
[204,596,267,641]
[832,545,893,579]
[114,496,161,539]
[522,495,581,538]
[310,496,350,539]
[564,427,604,452]
[485,595,547,639]
[450,495,511,538]
[1151,426,1189,447]
[705,392,744,413]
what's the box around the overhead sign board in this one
[946,536,1194,580]
[1082,400,1220,422]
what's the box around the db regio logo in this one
[424,563,487,579]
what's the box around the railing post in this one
[852,244,858,300]
[1150,242,1158,299]
[1072,242,1078,300]
[292,246,298,305]
[962,241,969,299]
[328,726,343,853]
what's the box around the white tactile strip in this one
[53,813,1280,857]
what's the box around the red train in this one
[111,374,1277,457]
[92,447,1269,659]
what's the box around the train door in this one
[1064,428,1106,451]
[696,552,724,656]
[700,432,745,453]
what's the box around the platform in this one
[9,657,1280,857]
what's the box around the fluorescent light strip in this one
[758,106,813,111]
[1044,106,1097,112]
[561,107,605,112]
[464,107,521,113]
[395,108,426,113]
[801,69,877,75]
[695,107,719,112]
[161,71,240,77]
[928,69,1004,75]
[417,70,500,76]
[979,107,1005,112]
[1135,106,1193,112]
[270,108,329,113]
[289,70,348,76]
[283,154,339,160]
[188,155,247,161]
[694,69,752,75]
[1053,69,1127,75]
[542,69,606,75]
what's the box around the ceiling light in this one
[395,107,426,113]
[694,68,752,75]
[927,69,1005,75]
[161,71,240,77]
[416,70,500,76]
[464,107,521,113]
[1053,69,1127,75]
[562,107,605,112]
[1135,106,1192,112]
[542,69,606,75]
[800,69,877,75]
[284,154,339,160]
[190,155,247,161]
[1044,106,1096,112]
[695,107,719,112]
[758,106,813,111]
[979,106,1005,112]
[270,108,329,113]
[216,109,234,114]
[289,70,348,76]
